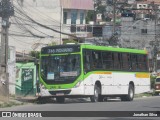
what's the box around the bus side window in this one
[131,54,138,71]
[102,52,113,70]
[137,55,148,71]
[92,51,103,69]
[92,51,97,69]
[83,50,91,72]
[113,52,121,70]
[122,53,130,70]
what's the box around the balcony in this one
[70,24,104,37]
[62,24,121,39]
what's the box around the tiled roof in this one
[60,0,94,10]
[147,0,160,3]
[136,0,160,4]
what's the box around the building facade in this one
[0,0,93,53]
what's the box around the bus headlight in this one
[156,86,159,89]
[74,81,82,88]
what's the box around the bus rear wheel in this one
[56,96,65,103]
[121,84,134,101]
[90,85,100,102]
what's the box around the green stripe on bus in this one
[81,45,147,54]
[41,52,81,56]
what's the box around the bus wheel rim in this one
[94,89,98,101]
[130,88,134,99]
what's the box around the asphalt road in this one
[0,96,160,120]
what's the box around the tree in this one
[29,51,40,59]
[96,5,106,21]
[63,39,78,44]
[48,41,57,46]
[86,10,94,23]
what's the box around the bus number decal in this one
[48,48,73,54]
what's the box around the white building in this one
[60,0,94,40]
[0,0,93,53]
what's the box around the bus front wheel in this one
[90,85,100,102]
[56,96,65,103]
[121,84,134,101]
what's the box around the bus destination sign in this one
[41,45,80,54]
[48,48,73,54]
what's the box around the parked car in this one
[154,76,160,95]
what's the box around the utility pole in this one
[0,0,14,102]
[113,0,116,34]
[152,2,158,73]
[60,5,62,45]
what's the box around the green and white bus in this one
[39,44,150,103]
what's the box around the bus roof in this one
[81,44,147,54]
[41,44,147,54]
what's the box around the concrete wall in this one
[120,17,160,59]
[8,46,16,95]
[8,0,61,53]
[0,46,16,95]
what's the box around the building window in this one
[133,26,136,29]
[80,12,84,24]
[71,10,77,24]
[63,12,67,24]
[141,29,147,34]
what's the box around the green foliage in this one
[150,75,156,89]
[86,11,94,24]
[48,41,57,46]
[135,93,152,98]
[96,5,106,21]
[29,51,40,59]
[0,101,24,108]
[63,40,78,45]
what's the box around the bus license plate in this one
[56,93,64,96]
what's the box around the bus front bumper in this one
[39,84,85,97]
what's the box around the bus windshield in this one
[156,78,160,82]
[40,54,81,83]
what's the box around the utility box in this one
[16,62,37,97]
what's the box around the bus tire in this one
[154,92,159,96]
[90,85,100,102]
[121,84,134,101]
[37,97,46,104]
[98,95,104,102]
[56,96,65,103]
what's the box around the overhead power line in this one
[13,5,81,40]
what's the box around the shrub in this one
[150,75,156,89]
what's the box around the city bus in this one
[39,44,150,103]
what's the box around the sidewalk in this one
[0,96,37,108]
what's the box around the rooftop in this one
[60,0,94,10]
